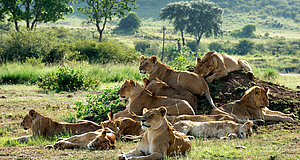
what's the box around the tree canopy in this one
[0,0,73,31]
[78,0,137,42]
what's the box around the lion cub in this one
[118,79,195,116]
[174,120,253,139]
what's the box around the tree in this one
[241,24,256,38]
[186,0,223,45]
[235,39,254,55]
[78,0,137,42]
[0,0,74,31]
[115,12,141,34]
[160,1,190,46]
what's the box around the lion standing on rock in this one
[139,55,216,108]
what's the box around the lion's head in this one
[242,86,269,109]
[87,130,115,150]
[101,112,120,133]
[139,55,157,75]
[20,110,36,130]
[118,80,137,100]
[238,121,253,138]
[194,51,216,76]
[140,107,167,130]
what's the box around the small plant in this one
[74,86,126,123]
[38,66,99,92]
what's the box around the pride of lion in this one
[10,52,295,159]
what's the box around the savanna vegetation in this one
[0,0,299,159]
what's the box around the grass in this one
[0,84,299,159]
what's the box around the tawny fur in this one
[118,79,195,116]
[194,51,253,83]
[166,114,237,124]
[210,86,294,122]
[174,120,254,139]
[143,77,198,114]
[118,107,191,160]
[139,55,216,108]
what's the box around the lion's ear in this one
[29,110,36,118]
[140,55,145,60]
[244,121,253,127]
[115,120,121,127]
[100,130,107,138]
[264,87,269,94]
[129,80,136,86]
[101,122,105,128]
[197,57,201,63]
[150,56,157,63]
[142,78,149,86]
[142,108,149,115]
[107,112,112,121]
[158,106,167,117]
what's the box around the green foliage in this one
[168,46,194,70]
[208,42,224,52]
[0,29,56,62]
[74,86,126,123]
[38,66,99,92]
[234,39,255,55]
[0,0,73,31]
[231,24,256,38]
[78,0,137,41]
[72,39,139,64]
[134,40,151,53]
[115,12,141,34]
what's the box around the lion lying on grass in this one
[46,129,116,150]
[174,120,253,139]
[194,51,254,83]
[139,55,216,108]
[143,77,198,113]
[210,86,294,122]
[10,109,102,143]
[101,112,144,139]
[118,107,191,160]
[118,79,195,116]
[166,114,237,124]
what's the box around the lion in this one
[194,51,254,83]
[166,114,237,124]
[118,79,195,116]
[101,112,144,139]
[46,129,115,150]
[143,77,198,113]
[13,109,102,142]
[118,107,191,160]
[173,120,254,139]
[139,55,216,108]
[210,86,294,122]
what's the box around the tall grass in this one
[0,62,143,84]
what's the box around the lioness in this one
[143,77,198,113]
[174,120,253,139]
[210,86,294,122]
[139,55,216,108]
[118,79,195,116]
[101,112,144,138]
[12,109,102,143]
[118,107,191,160]
[194,51,254,83]
[47,130,115,150]
[166,114,237,124]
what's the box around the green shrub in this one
[0,29,56,62]
[74,86,126,123]
[234,39,255,55]
[114,12,141,34]
[72,39,139,64]
[134,40,151,53]
[208,42,224,52]
[231,24,256,38]
[186,41,198,52]
[38,66,99,92]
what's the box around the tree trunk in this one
[13,17,19,32]
[161,26,166,62]
[26,0,30,29]
[96,23,102,42]
[180,30,185,46]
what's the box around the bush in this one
[186,41,198,52]
[0,29,56,62]
[134,40,151,53]
[38,66,99,92]
[74,86,126,123]
[72,39,139,64]
[231,24,256,38]
[234,39,255,55]
[114,12,141,34]
[208,42,224,52]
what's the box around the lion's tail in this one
[205,92,216,108]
